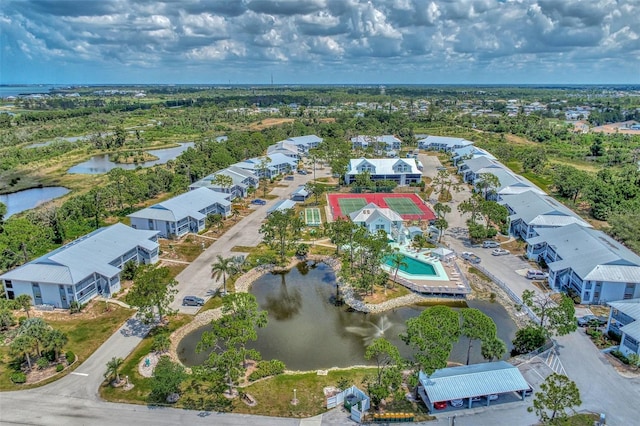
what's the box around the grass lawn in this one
[0,301,134,390]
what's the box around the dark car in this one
[577,315,607,327]
[284,175,294,181]
[182,296,204,306]
[297,169,307,175]
[251,199,267,205]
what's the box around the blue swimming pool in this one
[384,255,436,276]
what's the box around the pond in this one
[67,142,194,174]
[177,262,517,371]
[26,135,92,149]
[0,187,70,218]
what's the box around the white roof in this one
[286,135,322,146]
[501,190,589,228]
[460,156,504,173]
[351,135,401,146]
[128,187,230,222]
[267,141,298,156]
[609,299,640,321]
[0,223,159,285]
[349,203,403,224]
[267,199,297,214]
[418,135,473,148]
[346,158,421,175]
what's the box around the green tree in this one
[0,201,6,233]
[433,202,451,219]
[19,317,49,356]
[363,338,403,410]
[476,173,501,200]
[459,308,497,365]
[10,334,36,370]
[481,336,507,361]
[324,218,359,255]
[0,308,16,330]
[431,169,460,202]
[458,193,484,224]
[149,356,187,403]
[552,165,591,202]
[434,217,449,242]
[152,332,171,354]
[401,305,461,375]
[104,356,124,384]
[212,173,234,196]
[531,373,581,424]
[126,265,177,323]
[207,213,224,233]
[304,181,327,205]
[211,254,240,296]
[260,208,304,261]
[15,294,32,318]
[354,170,374,192]
[257,157,272,197]
[512,325,547,355]
[522,290,577,336]
[388,250,408,286]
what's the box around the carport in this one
[418,361,530,411]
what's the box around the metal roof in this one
[501,190,588,227]
[620,320,640,342]
[461,156,503,173]
[346,158,421,175]
[608,299,640,321]
[418,135,473,148]
[419,361,529,403]
[286,134,322,146]
[128,187,230,222]
[349,203,403,224]
[267,199,297,214]
[0,223,159,285]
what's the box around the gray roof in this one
[0,223,159,285]
[452,145,495,160]
[291,186,309,197]
[267,199,297,214]
[460,156,503,173]
[420,361,529,402]
[608,299,640,321]
[349,202,403,224]
[286,134,322,146]
[500,190,589,228]
[418,135,473,148]
[529,224,640,281]
[128,187,231,222]
[620,320,640,342]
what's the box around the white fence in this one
[326,385,370,423]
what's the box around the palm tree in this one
[45,329,68,361]
[481,337,507,362]
[19,318,49,356]
[231,207,240,222]
[207,213,223,233]
[15,294,32,319]
[211,255,239,296]
[389,250,408,288]
[104,356,124,384]
[10,334,36,370]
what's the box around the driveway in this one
[172,166,332,314]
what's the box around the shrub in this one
[121,260,138,280]
[65,351,76,363]
[36,357,49,370]
[248,360,286,382]
[69,301,83,314]
[10,372,26,384]
[18,316,27,325]
[611,350,629,364]
[56,364,64,372]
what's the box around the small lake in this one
[67,142,194,174]
[177,262,517,371]
[0,187,70,218]
[27,135,91,149]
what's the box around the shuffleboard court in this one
[304,208,322,226]
[327,193,436,221]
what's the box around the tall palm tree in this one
[104,356,124,384]
[211,255,239,296]
[45,329,68,361]
[389,250,408,288]
[15,294,32,319]
[10,334,36,370]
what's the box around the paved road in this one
[172,166,331,314]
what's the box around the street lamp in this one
[292,388,298,405]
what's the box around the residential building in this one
[344,158,423,186]
[457,157,505,183]
[128,187,231,238]
[349,203,403,235]
[526,224,640,304]
[500,190,591,240]
[351,135,402,153]
[284,135,322,154]
[0,223,159,308]
[451,145,495,166]
[290,186,310,202]
[418,135,473,152]
[266,199,297,215]
[189,166,259,199]
[607,299,640,357]
[234,153,298,179]
[267,140,300,159]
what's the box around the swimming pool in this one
[384,255,437,276]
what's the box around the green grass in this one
[304,208,322,226]
[0,302,134,390]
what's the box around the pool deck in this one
[385,245,471,298]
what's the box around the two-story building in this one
[344,158,423,186]
[451,145,495,166]
[526,224,640,304]
[418,135,473,152]
[0,223,159,308]
[128,187,231,238]
[284,135,323,154]
[234,153,298,179]
[351,135,402,154]
[607,299,640,357]
[349,203,404,236]
[267,140,300,159]
[189,166,259,200]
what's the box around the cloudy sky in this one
[1,0,639,85]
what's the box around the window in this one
[4,280,12,289]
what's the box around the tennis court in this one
[304,208,322,226]
[327,193,436,221]
[384,197,424,215]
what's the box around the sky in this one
[1,0,639,85]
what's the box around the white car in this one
[487,394,499,401]
[491,248,510,256]
[450,399,464,407]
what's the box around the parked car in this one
[526,269,548,280]
[487,394,499,401]
[482,240,500,248]
[450,399,464,407]
[251,199,267,205]
[471,396,483,403]
[577,315,608,327]
[182,296,204,306]
[284,175,294,181]
[491,248,510,256]
[461,252,481,264]
[433,401,447,410]
[297,169,307,175]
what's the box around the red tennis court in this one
[327,193,436,221]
